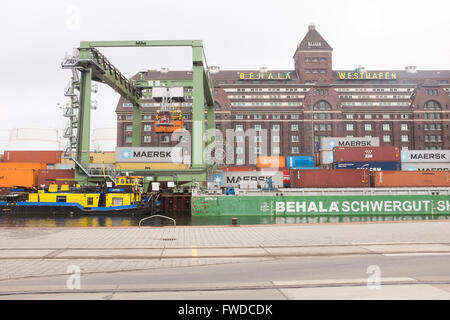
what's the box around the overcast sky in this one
[0,0,449,153]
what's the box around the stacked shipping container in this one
[401,150,450,171]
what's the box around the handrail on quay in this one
[139,215,176,228]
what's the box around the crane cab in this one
[154,109,184,133]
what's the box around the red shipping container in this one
[37,169,75,187]
[333,147,400,163]
[290,169,370,188]
[374,171,450,187]
[222,166,255,172]
[4,150,62,164]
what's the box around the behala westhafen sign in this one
[239,72,291,80]
[337,71,397,80]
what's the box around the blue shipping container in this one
[287,156,315,168]
[332,162,401,171]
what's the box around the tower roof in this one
[295,24,333,54]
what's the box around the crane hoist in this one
[154,88,184,133]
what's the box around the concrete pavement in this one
[0,221,450,299]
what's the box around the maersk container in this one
[319,137,380,151]
[290,169,370,188]
[401,150,450,163]
[221,171,283,187]
[374,171,450,187]
[401,163,450,171]
[333,162,401,171]
[334,146,400,163]
[286,156,314,168]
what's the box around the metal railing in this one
[139,215,176,228]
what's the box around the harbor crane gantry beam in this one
[62,40,215,186]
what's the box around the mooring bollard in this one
[231,217,239,226]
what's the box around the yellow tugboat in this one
[0,176,155,216]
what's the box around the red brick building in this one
[116,25,450,165]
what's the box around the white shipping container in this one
[221,171,283,187]
[401,150,450,163]
[319,150,334,164]
[115,147,183,163]
[401,163,450,171]
[319,137,380,151]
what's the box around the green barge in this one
[191,187,450,216]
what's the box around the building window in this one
[312,69,318,73]
[364,114,372,119]
[255,147,262,154]
[346,124,354,131]
[291,135,299,142]
[424,100,441,110]
[236,135,244,143]
[305,69,311,73]
[364,124,372,131]
[320,57,326,62]
[401,135,409,142]
[235,114,244,120]
[291,114,299,119]
[143,115,151,120]
[273,114,280,120]
[383,114,390,119]
[254,124,262,131]
[382,124,390,131]
[313,100,332,110]
[382,135,391,142]
[272,147,280,155]
[161,135,170,143]
[291,124,299,131]
[235,124,244,131]
[346,114,354,119]
[125,115,133,120]
[215,114,221,120]
[305,58,311,62]
[255,136,262,143]
[215,102,221,110]
[125,125,133,132]
[144,124,152,132]
[272,124,280,131]
[254,114,262,119]
[236,147,244,154]
[272,135,280,143]
[125,136,132,143]
[144,136,151,143]
[292,146,299,154]
[401,124,408,131]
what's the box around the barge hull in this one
[0,202,151,216]
[192,194,450,216]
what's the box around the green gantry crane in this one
[62,40,216,189]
